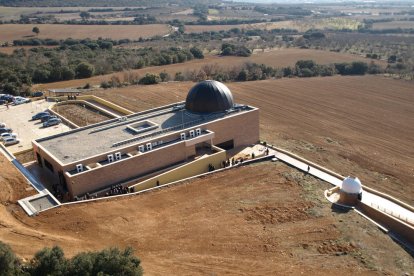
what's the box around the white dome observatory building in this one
[339,176,363,205]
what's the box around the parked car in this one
[0,128,12,134]
[32,91,44,97]
[0,133,17,141]
[13,96,31,105]
[41,115,57,123]
[3,137,20,146]
[32,111,50,121]
[0,99,6,105]
[43,118,61,127]
[0,94,13,103]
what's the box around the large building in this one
[32,80,259,199]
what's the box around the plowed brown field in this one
[0,24,170,41]
[91,76,414,205]
[33,48,381,90]
[1,75,413,274]
[1,162,413,274]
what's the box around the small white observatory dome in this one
[341,176,362,194]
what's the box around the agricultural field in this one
[90,76,414,205]
[372,21,414,30]
[0,6,95,21]
[33,48,381,90]
[0,23,171,41]
[184,18,362,33]
[0,158,413,274]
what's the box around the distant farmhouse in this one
[32,81,259,200]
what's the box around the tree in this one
[79,11,91,20]
[190,47,204,59]
[138,73,160,85]
[159,71,170,82]
[0,241,21,276]
[236,69,248,81]
[32,26,40,36]
[75,62,95,78]
[28,246,68,276]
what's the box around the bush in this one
[75,62,95,78]
[138,73,160,85]
[0,241,21,275]
[28,246,68,276]
[159,71,170,82]
[174,72,185,81]
[190,47,204,59]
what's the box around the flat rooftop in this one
[36,102,253,165]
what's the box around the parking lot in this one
[0,100,71,154]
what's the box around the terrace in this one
[36,102,253,165]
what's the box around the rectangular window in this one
[44,159,54,173]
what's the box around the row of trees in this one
[0,241,143,276]
[100,60,379,89]
[0,45,204,95]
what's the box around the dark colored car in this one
[43,118,61,127]
[32,111,50,121]
[32,91,44,97]
[0,100,6,105]
[41,115,57,123]
[0,128,12,134]
[0,95,13,102]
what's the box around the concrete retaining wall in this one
[266,143,414,212]
[48,95,133,115]
[131,147,226,192]
[357,202,414,245]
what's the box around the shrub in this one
[75,62,95,78]
[190,47,204,59]
[138,73,160,85]
[28,246,68,276]
[0,241,21,275]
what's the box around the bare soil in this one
[0,75,413,274]
[15,150,35,164]
[0,162,413,275]
[0,24,170,41]
[33,48,382,90]
[52,103,112,127]
[91,76,414,205]
[0,155,35,204]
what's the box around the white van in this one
[3,137,20,146]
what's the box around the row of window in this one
[180,128,202,140]
[74,128,204,174]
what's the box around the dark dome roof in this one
[185,80,234,113]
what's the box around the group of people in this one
[67,95,77,100]
[222,157,245,168]
[105,184,129,197]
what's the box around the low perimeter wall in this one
[266,143,414,213]
[357,202,414,245]
[131,147,226,192]
[48,95,133,115]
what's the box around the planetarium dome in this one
[341,176,362,194]
[185,80,234,113]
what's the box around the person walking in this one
[5,102,9,109]
[307,165,310,173]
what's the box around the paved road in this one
[0,100,71,153]
[268,147,414,226]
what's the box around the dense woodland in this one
[0,43,204,94]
